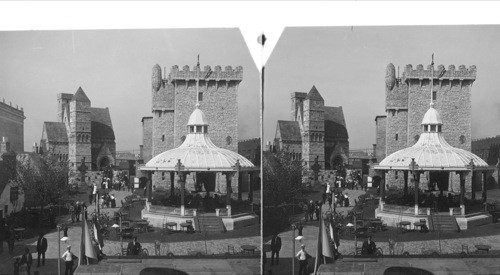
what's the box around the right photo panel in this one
[262,26,500,275]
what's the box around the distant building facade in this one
[274,86,349,170]
[141,63,244,189]
[0,137,23,218]
[0,99,25,153]
[375,63,477,190]
[40,87,116,171]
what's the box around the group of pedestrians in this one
[68,201,87,223]
[303,200,322,222]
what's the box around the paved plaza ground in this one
[263,184,500,275]
[0,188,260,275]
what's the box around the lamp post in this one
[56,224,64,275]
[291,223,296,275]
[112,212,123,255]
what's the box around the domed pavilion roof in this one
[141,106,255,172]
[374,103,490,171]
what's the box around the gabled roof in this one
[324,106,346,127]
[90,107,115,140]
[325,120,349,140]
[43,122,68,143]
[276,120,301,142]
[74,87,90,103]
[305,85,324,101]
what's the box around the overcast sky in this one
[264,25,500,149]
[0,29,259,152]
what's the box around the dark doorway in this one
[99,157,110,170]
[197,172,216,193]
[429,172,449,194]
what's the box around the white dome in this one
[421,103,442,125]
[187,105,208,126]
[376,103,488,171]
[142,105,255,172]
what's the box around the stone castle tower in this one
[376,62,477,189]
[147,63,242,188]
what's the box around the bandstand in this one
[372,102,495,230]
[140,104,259,231]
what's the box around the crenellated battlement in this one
[0,98,24,113]
[403,64,477,81]
[168,65,243,81]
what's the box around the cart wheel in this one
[167,252,175,258]
[196,252,203,257]
[403,252,410,257]
[460,251,467,257]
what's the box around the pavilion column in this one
[175,160,186,216]
[238,171,243,201]
[471,171,476,200]
[248,172,254,203]
[179,173,186,216]
[225,172,234,216]
[460,172,466,215]
[403,171,409,196]
[146,171,153,201]
[380,171,386,202]
[482,171,487,203]
[414,173,420,216]
[169,172,175,198]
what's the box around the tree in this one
[11,153,69,228]
[263,149,305,235]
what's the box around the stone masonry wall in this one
[69,100,91,169]
[375,116,386,162]
[0,100,24,153]
[385,109,408,156]
[150,65,242,190]
[141,117,153,163]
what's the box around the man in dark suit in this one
[127,237,142,255]
[270,233,282,265]
[361,236,377,255]
[36,233,48,267]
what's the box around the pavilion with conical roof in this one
[140,104,258,230]
[372,102,495,229]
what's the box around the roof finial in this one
[430,53,434,105]
[196,54,200,106]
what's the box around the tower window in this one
[162,172,165,180]
[430,125,436,132]
[198,92,203,101]
[395,134,398,141]
[162,135,165,142]
[226,136,232,145]
[159,111,162,118]
[432,91,437,101]
[459,135,466,144]
[438,125,442,132]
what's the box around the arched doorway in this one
[99,157,110,170]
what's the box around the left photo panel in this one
[0,29,261,274]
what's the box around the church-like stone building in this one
[141,63,243,190]
[273,86,349,170]
[40,87,116,171]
